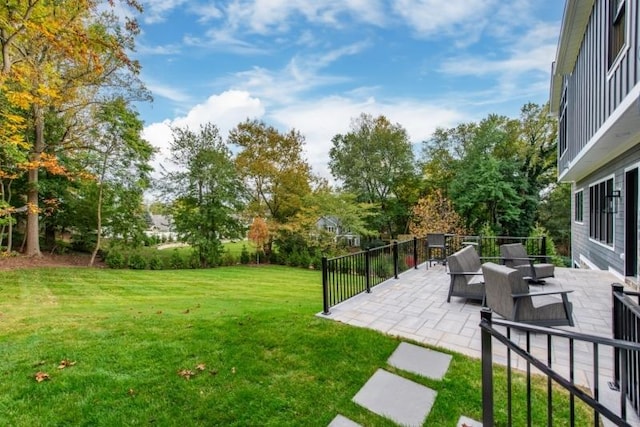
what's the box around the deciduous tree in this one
[329,113,417,237]
[162,123,245,267]
[230,119,313,255]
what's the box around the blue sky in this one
[132,0,565,179]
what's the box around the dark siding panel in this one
[564,0,639,165]
[574,143,640,273]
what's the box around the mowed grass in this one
[0,265,592,426]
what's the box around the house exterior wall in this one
[552,0,640,278]
[572,144,640,274]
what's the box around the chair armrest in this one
[512,290,573,298]
[447,271,483,276]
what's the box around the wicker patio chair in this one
[500,243,555,284]
[481,262,574,327]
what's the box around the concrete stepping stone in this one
[457,415,483,426]
[387,341,452,380]
[327,414,362,427]
[352,369,436,427]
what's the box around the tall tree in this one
[162,123,245,267]
[88,98,154,266]
[0,0,146,256]
[229,119,313,255]
[329,113,417,237]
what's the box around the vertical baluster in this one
[570,338,575,426]
[527,331,532,427]
[547,334,553,427]
[593,343,599,426]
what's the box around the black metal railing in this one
[321,235,549,314]
[480,301,640,426]
[322,237,426,314]
[445,234,547,259]
[612,283,640,418]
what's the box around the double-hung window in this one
[609,0,626,68]
[589,178,614,246]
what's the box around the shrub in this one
[128,252,147,270]
[169,249,186,269]
[105,250,126,269]
[221,251,237,266]
[240,245,250,264]
[149,255,164,270]
[374,256,394,278]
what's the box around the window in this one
[559,84,568,155]
[609,0,626,68]
[574,190,583,222]
[589,178,614,246]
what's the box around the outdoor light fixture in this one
[605,190,621,214]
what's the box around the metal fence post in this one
[322,257,330,314]
[365,249,371,293]
[393,241,399,279]
[413,237,418,269]
[541,236,547,258]
[611,283,625,389]
[481,308,494,427]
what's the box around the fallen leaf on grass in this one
[35,372,50,382]
[32,360,46,367]
[231,367,236,374]
[183,309,190,314]
[178,369,195,380]
[58,359,76,369]
[195,363,206,371]
[209,369,218,376]
[128,388,136,396]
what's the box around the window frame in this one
[588,176,615,248]
[608,0,628,71]
[559,83,568,155]
[574,189,584,223]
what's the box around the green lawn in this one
[0,265,590,426]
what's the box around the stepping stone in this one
[352,369,436,427]
[327,414,362,427]
[457,415,483,426]
[387,342,452,380]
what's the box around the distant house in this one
[316,216,360,247]
[550,0,640,283]
[146,214,177,240]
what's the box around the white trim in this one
[558,82,640,182]
[608,265,625,281]
[579,253,600,269]
[606,0,630,79]
[588,174,616,250]
[573,188,584,224]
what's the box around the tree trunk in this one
[25,105,44,257]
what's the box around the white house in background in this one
[146,214,177,241]
[316,216,360,247]
[550,0,640,285]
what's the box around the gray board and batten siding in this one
[552,0,640,276]
[554,0,639,180]
[573,144,640,274]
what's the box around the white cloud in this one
[145,81,193,103]
[391,0,494,39]
[144,90,265,175]
[219,0,387,35]
[270,95,464,180]
[142,0,189,24]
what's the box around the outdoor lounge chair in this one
[481,262,574,327]
[426,233,447,267]
[446,245,485,303]
[500,243,555,284]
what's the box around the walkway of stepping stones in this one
[328,342,482,427]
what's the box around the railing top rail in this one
[483,317,640,351]
[613,291,640,318]
[480,318,627,425]
[325,237,425,262]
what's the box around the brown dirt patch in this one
[0,253,106,270]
